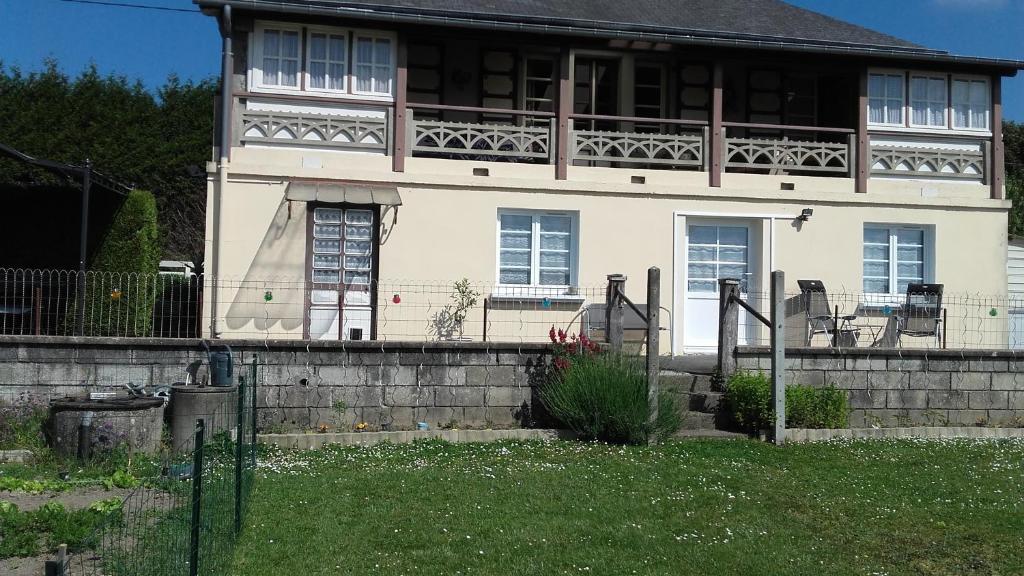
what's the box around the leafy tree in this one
[0,60,214,263]
[1006,121,1024,237]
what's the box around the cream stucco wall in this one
[204,148,1010,350]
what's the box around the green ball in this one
[264,291,273,302]
[989,308,998,317]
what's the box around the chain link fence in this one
[32,358,260,576]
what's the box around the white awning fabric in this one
[285,181,402,206]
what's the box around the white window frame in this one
[951,75,991,132]
[867,71,906,128]
[351,30,397,98]
[863,224,935,303]
[304,26,349,94]
[494,209,580,298]
[250,22,304,92]
[908,73,948,129]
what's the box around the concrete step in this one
[682,391,724,413]
[660,354,717,375]
[678,410,718,430]
[659,372,716,393]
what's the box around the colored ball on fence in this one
[392,294,401,304]
[990,308,998,317]
[264,290,273,302]
[110,289,122,301]
[542,297,551,308]
[882,305,892,316]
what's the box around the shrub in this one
[68,189,161,336]
[723,371,849,432]
[540,329,680,444]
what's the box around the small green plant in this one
[430,278,481,341]
[0,498,122,559]
[723,371,849,432]
[103,469,140,490]
[0,395,49,452]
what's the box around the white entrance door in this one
[683,221,756,352]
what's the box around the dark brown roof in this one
[196,0,1024,70]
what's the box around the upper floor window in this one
[952,78,990,130]
[868,72,904,126]
[251,22,395,99]
[353,34,394,96]
[259,27,301,89]
[909,74,947,128]
[307,30,348,92]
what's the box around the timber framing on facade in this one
[194,0,1023,352]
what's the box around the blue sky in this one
[0,0,1022,120]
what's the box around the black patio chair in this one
[797,279,859,347]
[897,283,944,346]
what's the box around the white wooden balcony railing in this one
[232,97,993,185]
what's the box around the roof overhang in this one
[285,180,402,206]
[195,0,1024,74]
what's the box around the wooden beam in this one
[856,68,869,194]
[991,76,1004,200]
[556,46,571,180]
[393,35,408,173]
[645,267,660,445]
[709,62,723,188]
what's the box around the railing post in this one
[405,111,415,159]
[991,75,1004,200]
[701,125,710,172]
[189,419,206,576]
[646,267,660,444]
[856,69,869,193]
[847,132,858,180]
[548,117,558,165]
[770,270,786,445]
[605,274,626,352]
[709,62,723,187]
[717,278,740,380]
[393,35,408,172]
[556,46,571,180]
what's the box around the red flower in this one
[553,356,571,371]
[549,326,557,343]
[557,328,567,343]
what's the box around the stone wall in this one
[736,346,1024,427]
[0,337,550,432]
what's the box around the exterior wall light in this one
[798,208,814,222]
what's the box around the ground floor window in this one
[497,209,578,290]
[863,224,932,298]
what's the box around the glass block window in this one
[498,211,576,287]
[864,225,930,297]
[312,207,374,285]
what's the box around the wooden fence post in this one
[646,267,660,444]
[717,278,740,380]
[770,270,786,445]
[605,274,626,352]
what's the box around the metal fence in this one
[732,288,1024,351]
[3,268,1023,351]
[41,358,260,576]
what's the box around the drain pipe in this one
[210,4,232,338]
[77,411,93,461]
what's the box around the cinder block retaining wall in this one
[0,337,550,432]
[737,346,1024,427]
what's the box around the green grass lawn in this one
[232,438,1024,576]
